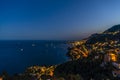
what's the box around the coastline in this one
[1,25,120,80]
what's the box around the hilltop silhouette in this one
[104,24,120,33]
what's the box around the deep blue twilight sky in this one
[0,0,120,40]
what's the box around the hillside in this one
[55,25,120,80]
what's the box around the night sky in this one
[0,0,120,40]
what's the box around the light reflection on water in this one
[0,40,68,74]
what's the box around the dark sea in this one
[0,40,69,75]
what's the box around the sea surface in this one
[0,40,69,75]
